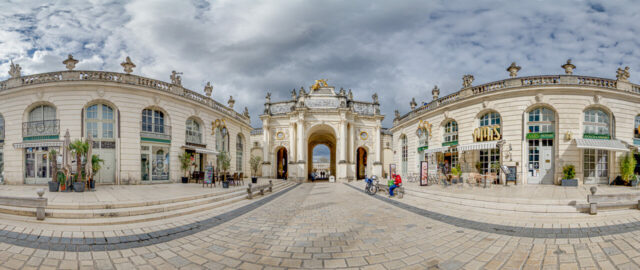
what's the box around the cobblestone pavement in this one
[2,182,640,269]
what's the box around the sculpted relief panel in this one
[271,103,293,114]
[305,98,340,109]
[353,103,375,115]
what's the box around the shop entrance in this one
[583,149,609,184]
[356,147,368,179]
[276,147,288,179]
[527,139,554,184]
[25,147,57,184]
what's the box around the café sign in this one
[473,125,501,142]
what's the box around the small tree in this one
[91,154,104,178]
[490,162,501,174]
[619,151,637,184]
[218,151,231,181]
[69,139,89,182]
[451,163,462,182]
[563,164,576,179]
[249,155,262,177]
[178,152,192,178]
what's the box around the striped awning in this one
[424,146,449,154]
[575,139,629,152]
[182,145,219,155]
[14,141,63,149]
[457,140,500,152]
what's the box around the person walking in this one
[389,174,402,197]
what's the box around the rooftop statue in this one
[432,85,440,100]
[372,93,379,104]
[8,60,21,78]
[410,98,417,110]
[462,74,474,88]
[311,79,329,91]
[227,95,235,109]
[617,66,630,82]
[291,88,297,99]
[265,92,271,102]
[204,82,213,97]
[170,70,183,86]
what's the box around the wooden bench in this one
[587,188,640,215]
[375,183,404,199]
[0,189,48,220]
[246,180,273,199]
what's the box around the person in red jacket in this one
[390,174,402,197]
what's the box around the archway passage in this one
[276,148,288,179]
[307,125,336,181]
[311,144,331,180]
[356,147,368,179]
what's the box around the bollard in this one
[36,189,46,220]
[247,183,253,199]
[269,180,273,193]
[589,203,597,215]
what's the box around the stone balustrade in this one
[394,74,640,125]
[0,70,250,124]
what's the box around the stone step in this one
[0,181,293,220]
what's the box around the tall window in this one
[142,109,165,134]
[26,105,58,137]
[86,104,114,139]
[528,107,554,133]
[29,105,56,122]
[401,135,408,176]
[443,121,458,144]
[186,118,202,144]
[583,109,610,137]
[0,114,4,140]
[236,134,244,171]
[478,112,500,173]
[215,127,229,152]
[634,115,640,139]
[479,112,501,127]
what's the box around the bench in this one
[246,180,273,199]
[0,189,48,220]
[375,183,404,199]
[587,187,640,215]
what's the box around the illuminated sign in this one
[473,125,501,142]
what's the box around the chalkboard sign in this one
[501,165,517,183]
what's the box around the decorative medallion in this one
[360,131,368,140]
[276,131,285,140]
[97,88,105,97]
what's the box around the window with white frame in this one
[443,121,458,143]
[401,135,408,176]
[479,112,500,127]
[142,109,165,134]
[86,104,114,139]
[583,109,610,137]
[186,118,202,144]
[528,107,554,133]
[236,134,244,171]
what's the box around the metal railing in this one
[140,122,171,141]
[22,120,60,138]
[186,130,203,145]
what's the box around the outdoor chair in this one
[238,173,245,186]
[232,172,239,186]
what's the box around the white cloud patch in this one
[0,0,639,127]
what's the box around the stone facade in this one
[0,60,251,185]
[392,66,640,185]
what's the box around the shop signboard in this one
[442,141,458,147]
[417,145,429,152]
[583,134,611,140]
[501,165,517,184]
[420,161,429,186]
[526,132,555,139]
[473,125,501,142]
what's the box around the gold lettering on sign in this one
[473,125,501,142]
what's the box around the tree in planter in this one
[619,151,637,185]
[250,155,262,177]
[217,151,231,182]
[69,139,89,185]
[178,152,192,183]
[474,161,482,174]
[563,165,576,179]
[91,154,104,178]
[451,164,463,184]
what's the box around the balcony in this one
[140,122,171,143]
[185,130,204,146]
[22,120,60,140]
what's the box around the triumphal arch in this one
[260,80,384,182]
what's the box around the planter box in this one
[181,177,188,183]
[251,177,258,184]
[48,181,59,192]
[562,179,578,187]
[73,182,85,192]
[222,181,229,189]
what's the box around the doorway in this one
[527,139,554,184]
[311,144,330,180]
[24,147,57,184]
[356,147,368,179]
[276,147,288,179]
[583,149,609,184]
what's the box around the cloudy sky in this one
[1,0,639,128]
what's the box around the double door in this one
[25,147,54,184]
[583,149,609,184]
[528,139,554,184]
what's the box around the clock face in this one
[360,131,368,140]
[276,132,284,140]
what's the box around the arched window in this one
[479,112,500,127]
[142,109,165,134]
[26,105,58,137]
[401,135,408,176]
[86,104,114,139]
[583,109,610,138]
[528,107,554,133]
[634,115,640,140]
[215,127,229,152]
[478,112,501,174]
[185,118,202,145]
[236,134,244,171]
[0,114,4,140]
[443,120,458,144]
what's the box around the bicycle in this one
[364,176,379,195]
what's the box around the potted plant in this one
[475,161,482,173]
[249,155,262,184]
[178,152,192,183]
[561,164,578,186]
[451,164,463,184]
[217,151,231,188]
[48,149,59,192]
[90,154,104,190]
[57,171,66,191]
[490,162,500,184]
[619,151,637,186]
[69,139,88,192]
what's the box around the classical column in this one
[375,126,381,163]
[350,124,355,163]
[297,119,304,162]
[339,120,347,162]
[262,124,270,163]
[289,122,296,161]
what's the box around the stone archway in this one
[306,125,337,181]
[356,147,368,179]
[275,147,288,179]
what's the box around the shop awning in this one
[457,140,500,152]
[14,141,63,148]
[182,145,219,155]
[575,139,629,152]
[424,146,449,154]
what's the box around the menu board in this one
[502,165,517,183]
[420,161,429,186]
[205,166,214,184]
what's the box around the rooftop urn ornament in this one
[507,62,521,78]
[291,88,297,100]
[228,95,235,109]
[432,85,440,100]
[299,86,306,95]
[170,70,183,86]
[394,110,400,118]
[204,82,213,97]
[561,59,576,75]
[372,93,379,104]
[410,97,417,110]
[348,89,353,100]
[8,60,21,78]
[616,66,630,82]
[462,74,474,88]
[120,56,136,74]
[62,54,79,71]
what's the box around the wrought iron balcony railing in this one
[22,120,60,139]
[185,130,203,145]
[140,122,171,141]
